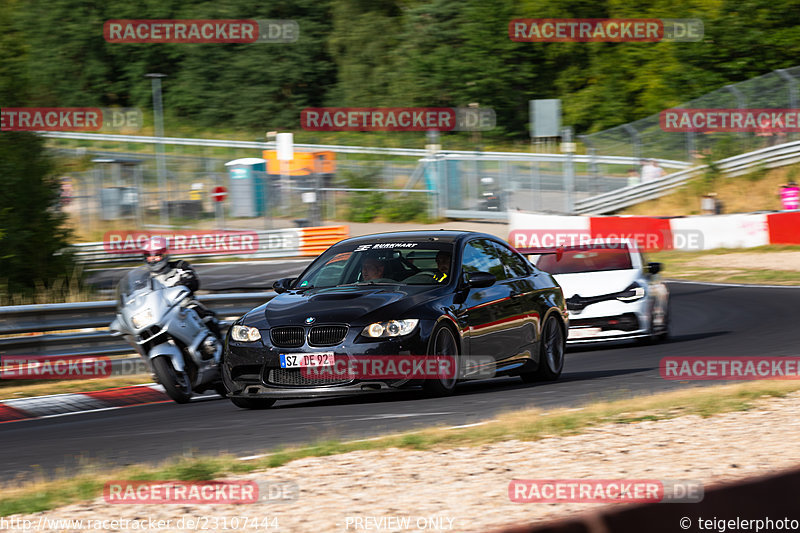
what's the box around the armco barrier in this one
[509,210,799,251]
[72,225,348,265]
[491,464,800,533]
[0,292,276,359]
[574,139,800,215]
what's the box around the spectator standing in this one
[641,159,665,183]
[780,181,800,210]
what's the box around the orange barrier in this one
[298,225,350,256]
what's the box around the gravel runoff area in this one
[6,392,800,533]
[687,251,800,272]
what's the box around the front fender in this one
[147,341,186,373]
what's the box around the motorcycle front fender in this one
[147,341,186,373]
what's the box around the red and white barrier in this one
[509,211,799,251]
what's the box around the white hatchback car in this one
[529,240,670,344]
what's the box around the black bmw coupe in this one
[222,231,568,408]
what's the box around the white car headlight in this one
[131,308,154,329]
[617,282,646,302]
[231,325,262,342]
[361,319,419,338]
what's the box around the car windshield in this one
[535,244,633,274]
[116,266,154,301]
[294,241,455,288]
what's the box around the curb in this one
[0,383,171,424]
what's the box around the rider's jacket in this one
[153,260,200,294]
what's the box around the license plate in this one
[280,352,336,369]
[569,327,602,339]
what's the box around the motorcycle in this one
[109,266,225,403]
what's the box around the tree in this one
[0,133,76,295]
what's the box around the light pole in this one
[145,73,168,226]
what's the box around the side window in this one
[462,240,507,281]
[492,241,530,279]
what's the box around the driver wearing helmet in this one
[141,236,220,337]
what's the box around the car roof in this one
[336,230,500,246]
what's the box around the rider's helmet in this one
[142,236,170,273]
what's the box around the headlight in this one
[131,308,154,329]
[617,282,646,302]
[361,319,419,338]
[231,325,262,342]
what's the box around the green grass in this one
[3,380,799,516]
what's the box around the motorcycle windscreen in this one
[116,266,154,303]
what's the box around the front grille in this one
[571,313,640,332]
[267,368,351,387]
[270,326,305,347]
[309,325,348,346]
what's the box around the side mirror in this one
[272,277,297,294]
[466,271,496,288]
[648,262,662,275]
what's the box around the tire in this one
[230,397,276,409]
[521,315,565,383]
[655,302,671,342]
[640,301,670,345]
[152,356,192,404]
[422,326,460,397]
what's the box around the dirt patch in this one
[686,252,800,272]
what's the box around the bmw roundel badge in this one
[305,317,315,325]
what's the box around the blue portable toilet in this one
[225,158,267,217]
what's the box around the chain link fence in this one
[582,66,800,164]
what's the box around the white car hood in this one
[553,270,640,299]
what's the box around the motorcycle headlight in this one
[617,282,646,302]
[231,325,262,342]
[361,319,419,338]
[131,308,154,329]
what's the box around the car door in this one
[458,239,516,363]
[488,240,540,363]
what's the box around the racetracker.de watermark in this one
[509,19,703,42]
[1,108,141,132]
[509,479,703,503]
[661,108,800,132]
[1,355,112,380]
[661,357,800,380]
[300,107,496,131]
[298,355,495,381]
[103,480,298,504]
[103,230,259,255]
[509,229,705,252]
[104,20,298,43]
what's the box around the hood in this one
[553,270,640,299]
[263,285,436,326]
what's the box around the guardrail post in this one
[623,124,641,161]
[562,127,575,214]
[725,84,748,148]
[777,69,799,142]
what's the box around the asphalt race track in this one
[2,281,799,482]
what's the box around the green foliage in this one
[380,194,430,223]
[4,0,800,138]
[341,168,385,222]
[0,133,77,295]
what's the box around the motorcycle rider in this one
[141,236,221,338]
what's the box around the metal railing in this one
[574,139,800,214]
[0,292,276,361]
[42,131,691,167]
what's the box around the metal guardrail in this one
[0,292,276,359]
[574,140,800,214]
[40,131,691,168]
